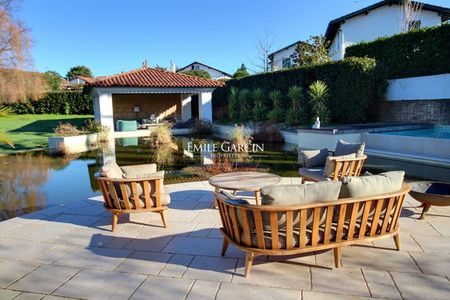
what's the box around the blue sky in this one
[19,0,449,77]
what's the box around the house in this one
[85,67,224,132]
[177,61,232,80]
[68,76,94,85]
[268,0,450,70]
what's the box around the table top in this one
[208,172,281,191]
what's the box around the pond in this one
[1,135,449,221]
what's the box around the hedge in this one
[345,24,450,79]
[213,57,383,124]
[10,91,93,115]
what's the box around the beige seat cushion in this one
[299,167,329,182]
[301,148,329,167]
[323,153,357,177]
[334,139,365,157]
[100,160,123,178]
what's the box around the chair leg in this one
[301,177,306,184]
[160,210,168,228]
[393,233,400,251]
[244,252,255,278]
[221,238,229,256]
[333,247,342,268]
[420,203,431,219]
[111,213,118,232]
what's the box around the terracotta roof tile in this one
[86,67,224,88]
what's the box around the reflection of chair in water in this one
[117,137,139,147]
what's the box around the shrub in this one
[308,80,330,123]
[212,57,381,124]
[252,124,284,143]
[251,88,267,122]
[286,85,305,126]
[54,122,81,137]
[238,89,252,122]
[345,24,450,79]
[84,120,110,142]
[230,125,252,148]
[150,123,175,145]
[9,91,93,115]
[191,119,213,135]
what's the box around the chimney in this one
[170,61,176,72]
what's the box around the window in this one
[408,20,421,31]
[282,58,291,68]
[193,65,200,70]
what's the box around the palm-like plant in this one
[0,105,14,148]
[286,85,304,126]
[238,89,252,122]
[252,88,266,121]
[308,80,330,123]
[228,87,239,121]
[267,90,283,122]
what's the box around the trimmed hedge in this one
[10,91,93,115]
[213,57,383,124]
[345,24,450,79]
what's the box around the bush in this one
[251,88,266,122]
[227,87,239,121]
[267,90,284,123]
[238,89,252,122]
[213,57,381,124]
[54,122,81,137]
[84,120,110,142]
[9,91,93,115]
[286,85,305,126]
[345,24,450,79]
[252,124,284,143]
[308,80,330,123]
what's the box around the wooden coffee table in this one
[209,171,281,205]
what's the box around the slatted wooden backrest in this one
[216,183,410,252]
[331,155,367,181]
[96,175,162,211]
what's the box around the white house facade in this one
[268,0,449,70]
[68,76,93,85]
[178,61,232,80]
[326,0,449,60]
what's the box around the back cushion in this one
[261,181,342,229]
[121,164,157,178]
[323,153,357,177]
[100,160,123,178]
[334,139,365,157]
[301,148,329,168]
[340,171,405,198]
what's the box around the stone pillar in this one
[94,92,114,132]
[198,92,213,122]
[181,94,192,122]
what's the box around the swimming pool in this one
[378,126,450,139]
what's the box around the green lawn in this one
[0,114,94,154]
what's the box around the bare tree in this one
[399,0,423,32]
[250,31,278,73]
[0,0,46,103]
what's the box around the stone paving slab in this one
[0,179,449,299]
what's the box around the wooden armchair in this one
[299,155,367,184]
[95,173,168,231]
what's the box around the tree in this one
[44,71,62,91]
[0,0,47,103]
[252,31,276,73]
[399,0,423,32]
[66,65,93,79]
[291,35,331,67]
[180,70,211,79]
[233,64,249,79]
[0,105,14,147]
[308,80,330,123]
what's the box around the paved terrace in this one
[0,178,449,300]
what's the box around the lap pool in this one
[377,126,450,139]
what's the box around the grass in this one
[0,114,94,154]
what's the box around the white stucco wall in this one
[198,92,213,122]
[181,94,192,122]
[270,44,297,71]
[329,4,442,60]
[386,73,450,101]
[179,63,231,80]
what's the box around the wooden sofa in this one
[95,172,168,232]
[216,183,411,277]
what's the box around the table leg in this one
[214,187,219,208]
[255,190,261,205]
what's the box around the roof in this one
[325,0,450,42]
[85,67,224,88]
[70,76,93,82]
[178,61,232,77]
[268,40,301,60]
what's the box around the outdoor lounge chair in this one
[95,161,170,231]
[299,139,367,183]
